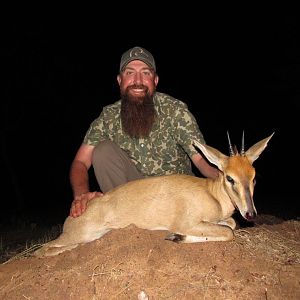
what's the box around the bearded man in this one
[69,46,219,217]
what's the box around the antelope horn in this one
[241,130,245,156]
[227,131,234,156]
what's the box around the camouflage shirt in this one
[83,92,206,177]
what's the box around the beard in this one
[120,85,156,139]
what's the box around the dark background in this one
[2,15,299,227]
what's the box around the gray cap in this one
[120,46,156,72]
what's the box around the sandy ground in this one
[0,214,299,300]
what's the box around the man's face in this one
[118,60,159,139]
[117,60,159,100]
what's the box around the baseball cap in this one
[120,46,156,72]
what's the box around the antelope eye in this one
[226,175,234,185]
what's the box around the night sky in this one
[2,16,299,226]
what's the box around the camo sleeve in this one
[172,103,206,158]
[83,111,108,145]
[83,101,122,146]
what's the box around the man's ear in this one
[117,74,121,85]
[154,74,159,86]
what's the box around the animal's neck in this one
[207,176,236,218]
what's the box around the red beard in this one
[120,85,156,138]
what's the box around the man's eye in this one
[141,70,153,76]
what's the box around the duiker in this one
[34,132,273,257]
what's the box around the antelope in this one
[34,132,274,257]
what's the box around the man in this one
[70,46,219,217]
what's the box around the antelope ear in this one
[245,132,274,164]
[193,140,227,171]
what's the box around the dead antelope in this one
[34,132,274,257]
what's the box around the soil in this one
[0,215,299,300]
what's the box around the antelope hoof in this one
[165,233,185,243]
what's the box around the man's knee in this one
[92,140,143,192]
[92,140,119,164]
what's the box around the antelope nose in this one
[245,211,257,221]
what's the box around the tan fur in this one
[34,133,274,257]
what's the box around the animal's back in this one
[106,174,207,195]
[88,174,215,231]
[98,174,209,208]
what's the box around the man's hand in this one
[70,191,103,218]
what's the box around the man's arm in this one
[69,144,102,217]
[191,153,219,179]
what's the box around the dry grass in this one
[0,223,62,264]
[235,220,300,264]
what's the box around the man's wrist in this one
[74,192,89,200]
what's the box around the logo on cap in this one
[129,47,149,58]
[120,46,156,72]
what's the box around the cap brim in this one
[120,58,155,71]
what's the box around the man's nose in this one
[133,73,142,84]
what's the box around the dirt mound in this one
[0,216,299,300]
